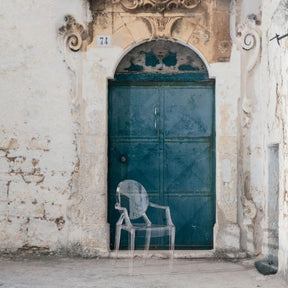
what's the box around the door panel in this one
[108,82,215,250]
[167,196,214,248]
[109,142,160,193]
[164,87,213,137]
[109,86,159,138]
[164,142,212,193]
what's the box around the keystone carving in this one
[143,16,181,39]
[59,15,89,52]
[112,0,201,12]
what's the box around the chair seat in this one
[121,223,174,237]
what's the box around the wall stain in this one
[6,180,11,197]
[55,217,66,231]
[17,244,50,254]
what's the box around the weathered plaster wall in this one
[0,1,89,254]
[262,0,288,280]
[210,47,241,255]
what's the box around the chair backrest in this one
[116,180,149,220]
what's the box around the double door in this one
[108,82,215,249]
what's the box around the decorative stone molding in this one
[88,0,232,63]
[112,0,201,13]
[237,14,261,72]
[59,15,89,52]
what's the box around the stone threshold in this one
[110,250,214,259]
[108,250,248,259]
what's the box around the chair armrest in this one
[115,203,132,227]
[115,203,126,212]
[149,202,169,210]
[148,202,174,226]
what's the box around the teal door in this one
[108,82,215,250]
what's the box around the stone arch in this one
[117,40,207,73]
[111,39,212,80]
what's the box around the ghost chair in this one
[114,179,175,269]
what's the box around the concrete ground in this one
[0,256,287,288]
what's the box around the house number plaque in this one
[97,35,111,47]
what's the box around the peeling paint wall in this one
[263,0,288,280]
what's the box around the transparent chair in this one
[114,179,175,262]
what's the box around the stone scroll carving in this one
[237,14,261,72]
[59,15,89,52]
[112,0,201,12]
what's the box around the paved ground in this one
[0,256,287,288]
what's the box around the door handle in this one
[154,107,159,131]
[154,107,158,116]
[120,155,127,163]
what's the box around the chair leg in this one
[169,227,175,271]
[130,229,135,258]
[144,228,151,263]
[170,226,175,252]
[114,225,121,260]
[129,229,135,274]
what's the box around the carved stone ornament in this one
[112,0,201,12]
[59,15,89,52]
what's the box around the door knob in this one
[120,155,127,163]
